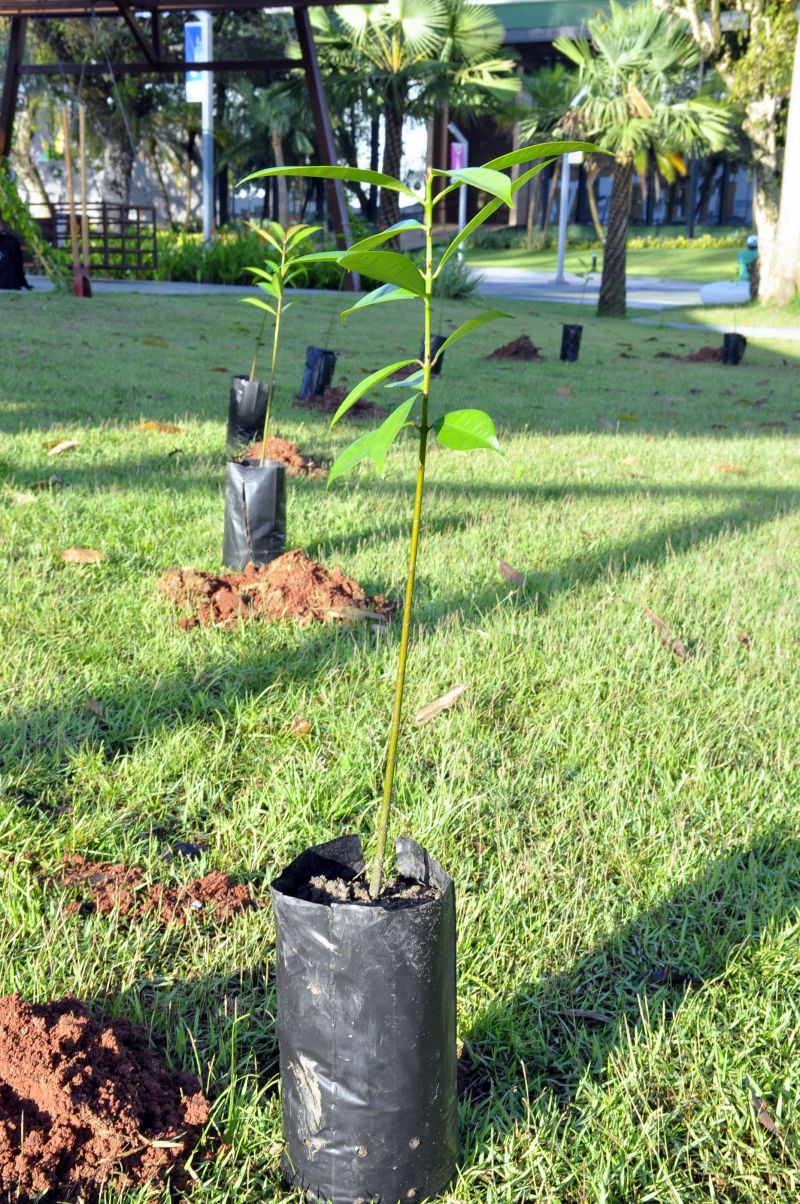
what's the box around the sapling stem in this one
[259,235,287,466]
[369,175,434,899]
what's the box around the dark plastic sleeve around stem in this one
[271,835,459,1204]
[222,459,286,570]
[228,375,268,446]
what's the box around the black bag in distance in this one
[222,458,286,570]
[0,233,31,291]
[722,333,747,365]
[271,834,459,1204]
[560,324,582,363]
[299,346,337,399]
[421,333,447,377]
[228,375,268,446]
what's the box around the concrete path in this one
[475,265,702,310]
[631,317,800,341]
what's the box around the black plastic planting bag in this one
[222,459,286,570]
[722,333,747,365]
[299,346,337,399]
[560,323,583,363]
[228,375,268,446]
[271,834,458,1204]
[420,333,447,377]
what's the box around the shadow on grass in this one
[459,832,800,1143]
[1,479,798,797]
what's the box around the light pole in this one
[447,121,469,231]
[555,85,587,284]
[199,11,214,246]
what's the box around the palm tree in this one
[316,0,518,229]
[555,0,732,316]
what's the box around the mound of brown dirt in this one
[487,335,544,362]
[61,855,257,925]
[157,548,391,630]
[239,435,326,478]
[0,993,209,1201]
[657,345,722,363]
[295,386,387,421]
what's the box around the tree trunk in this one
[598,156,633,317]
[380,102,403,230]
[10,108,53,220]
[101,140,134,206]
[526,172,542,251]
[585,156,605,242]
[184,130,196,231]
[742,96,780,299]
[369,114,380,225]
[217,165,229,227]
[762,23,800,303]
[539,167,560,248]
[272,130,289,228]
[148,135,173,226]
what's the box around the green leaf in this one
[482,140,607,171]
[248,223,282,254]
[347,218,426,255]
[340,282,416,322]
[329,360,417,427]
[433,309,511,360]
[240,297,276,317]
[290,250,348,265]
[238,164,416,198]
[328,397,416,485]
[434,408,501,453]
[245,265,277,281]
[436,158,556,274]
[338,250,426,296]
[436,167,513,207]
[385,368,424,389]
[285,223,321,250]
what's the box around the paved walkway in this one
[631,317,800,341]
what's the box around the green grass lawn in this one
[2,289,800,1201]
[466,243,744,283]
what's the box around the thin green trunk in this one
[369,174,434,899]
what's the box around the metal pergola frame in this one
[0,1,359,256]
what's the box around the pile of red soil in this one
[157,548,391,630]
[390,363,420,381]
[295,385,388,421]
[239,435,326,478]
[61,855,257,925]
[0,993,209,1200]
[486,335,544,362]
[656,345,722,363]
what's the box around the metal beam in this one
[20,57,301,77]
[0,15,26,160]
[114,0,156,65]
[294,6,357,289]
[0,1,351,14]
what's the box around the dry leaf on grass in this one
[290,716,312,736]
[135,421,183,434]
[596,415,615,430]
[643,606,689,660]
[738,632,751,648]
[760,420,787,431]
[60,547,106,565]
[9,490,35,504]
[84,697,104,719]
[327,605,388,625]
[557,386,571,396]
[713,462,746,474]
[45,439,80,456]
[560,1008,613,1025]
[143,336,169,348]
[498,559,526,587]
[751,1096,780,1136]
[414,684,468,726]
[31,475,62,490]
[210,366,228,373]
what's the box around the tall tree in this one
[315,1,518,229]
[655,0,796,295]
[762,18,800,302]
[556,1,731,317]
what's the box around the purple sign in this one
[450,142,466,171]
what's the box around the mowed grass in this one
[465,243,742,283]
[1,287,800,1202]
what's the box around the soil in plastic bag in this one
[487,335,544,361]
[422,332,447,376]
[560,324,583,363]
[228,374,267,445]
[722,333,747,365]
[0,993,209,1200]
[271,834,458,1204]
[299,346,337,399]
[241,436,326,478]
[158,549,391,631]
[222,458,286,570]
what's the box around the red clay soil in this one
[295,385,388,421]
[486,335,544,362]
[157,548,391,630]
[239,435,326,478]
[61,855,257,925]
[0,993,209,1201]
[656,345,722,363]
